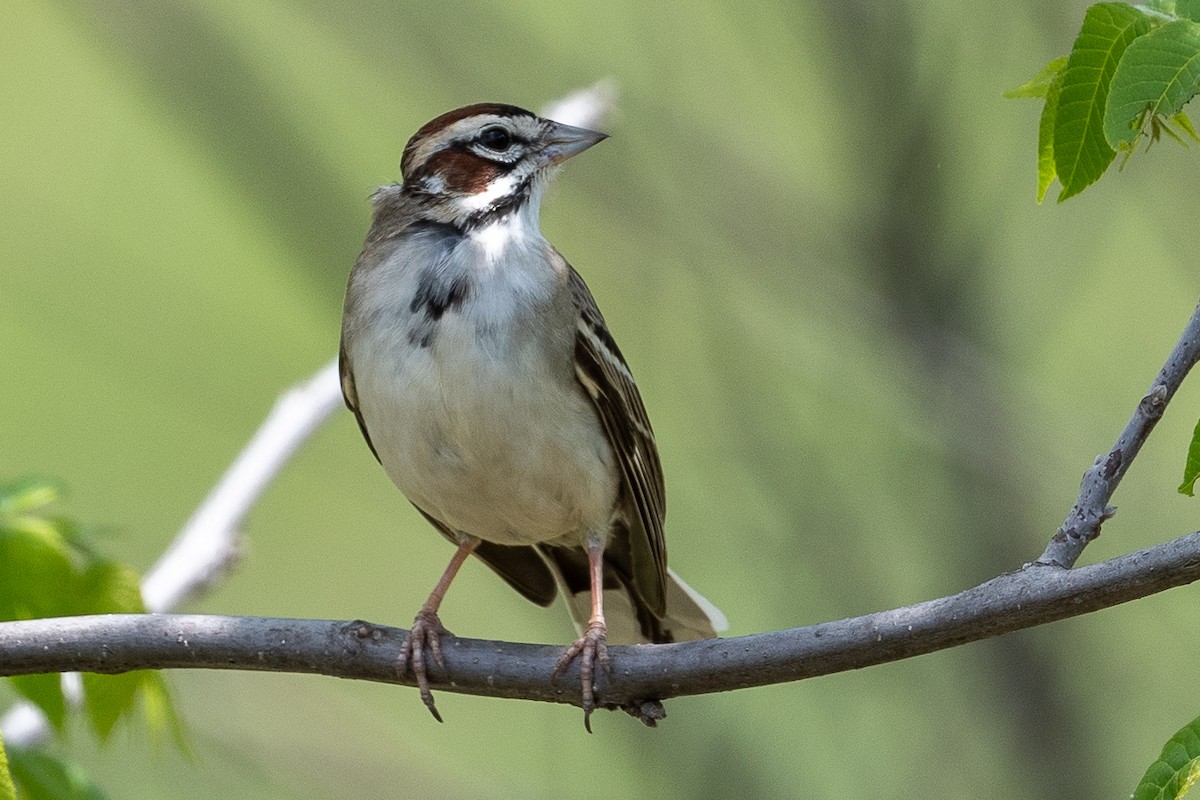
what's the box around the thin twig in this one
[1039,300,1200,568]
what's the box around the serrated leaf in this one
[0,478,64,518]
[1105,19,1200,148]
[80,561,145,615]
[1054,2,1154,200]
[1179,417,1200,495]
[9,674,68,734]
[1007,55,1069,98]
[1180,0,1200,23]
[1173,110,1200,140]
[82,672,145,743]
[140,672,190,755]
[1038,60,1067,202]
[7,750,111,800]
[0,527,78,621]
[0,734,17,800]
[1133,715,1200,800]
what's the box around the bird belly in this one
[353,317,618,547]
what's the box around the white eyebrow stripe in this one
[407,114,545,173]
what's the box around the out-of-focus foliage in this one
[0,735,15,800]
[4,1,1200,798]
[0,479,180,741]
[6,750,110,800]
[0,478,183,797]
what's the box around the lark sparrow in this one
[339,103,725,727]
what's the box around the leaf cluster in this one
[1008,1,1200,201]
[0,479,183,799]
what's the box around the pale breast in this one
[344,221,619,547]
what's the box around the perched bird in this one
[339,103,725,726]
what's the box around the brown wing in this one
[410,506,558,607]
[339,340,380,463]
[567,263,668,616]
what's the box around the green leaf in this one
[0,734,17,800]
[77,562,150,741]
[79,561,144,615]
[9,675,68,734]
[1180,0,1200,23]
[1179,417,1200,495]
[1133,714,1200,800]
[140,672,190,755]
[7,750,111,800]
[1037,59,1067,202]
[1173,109,1200,140]
[0,526,78,621]
[82,672,145,743]
[1006,55,1070,202]
[1105,19,1200,148]
[1054,2,1154,200]
[0,478,64,518]
[0,480,184,750]
[1006,55,1069,98]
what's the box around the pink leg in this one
[552,540,609,731]
[400,536,480,722]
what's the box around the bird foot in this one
[399,607,452,723]
[552,621,610,732]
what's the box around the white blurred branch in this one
[541,79,618,129]
[141,360,343,611]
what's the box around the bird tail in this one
[556,566,727,645]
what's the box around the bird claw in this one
[552,622,610,732]
[399,608,451,723]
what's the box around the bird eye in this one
[478,125,513,152]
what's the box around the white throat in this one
[464,178,547,266]
[472,214,532,264]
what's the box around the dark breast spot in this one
[407,326,435,349]
[410,269,472,322]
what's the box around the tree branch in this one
[1041,300,1200,568]
[3,528,1199,721]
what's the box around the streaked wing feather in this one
[567,262,667,615]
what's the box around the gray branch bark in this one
[1040,301,1200,568]
[2,528,1199,720]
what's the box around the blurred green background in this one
[4,0,1200,797]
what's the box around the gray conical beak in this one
[542,121,608,165]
